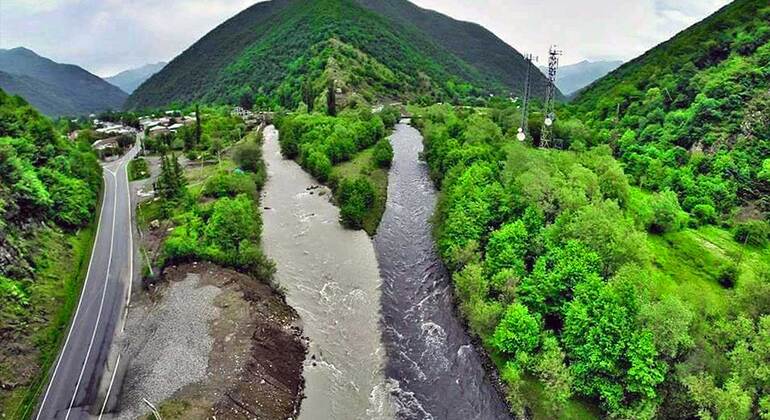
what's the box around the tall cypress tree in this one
[327,78,337,117]
[194,104,202,147]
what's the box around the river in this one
[261,122,510,420]
[373,122,512,419]
[261,126,393,419]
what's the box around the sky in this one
[0,0,732,77]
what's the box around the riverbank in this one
[116,262,305,419]
[115,126,306,419]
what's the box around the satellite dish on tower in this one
[544,117,553,127]
[517,127,526,141]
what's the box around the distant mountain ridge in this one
[539,59,623,96]
[127,0,554,109]
[0,47,127,117]
[105,62,167,94]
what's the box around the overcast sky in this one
[0,0,731,77]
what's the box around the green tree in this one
[490,302,542,358]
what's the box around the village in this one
[73,106,268,159]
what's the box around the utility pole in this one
[517,53,537,142]
[540,45,562,148]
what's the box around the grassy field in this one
[331,145,389,236]
[128,157,150,181]
[1,226,96,419]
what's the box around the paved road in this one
[35,145,137,420]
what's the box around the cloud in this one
[0,0,732,76]
[0,0,261,76]
[410,0,731,65]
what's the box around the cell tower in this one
[517,53,537,142]
[540,45,562,148]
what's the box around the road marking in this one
[124,152,134,331]
[65,170,119,420]
[98,353,120,419]
[36,164,111,420]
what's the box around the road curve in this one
[35,145,137,420]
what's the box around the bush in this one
[379,105,401,128]
[203,171,257,199]
[372,138,394,168]
[691,204,717,226]
[717,263,739,288]
[490,302,542,357]
[648,190,688,234]
[733,220,770,247]
[337,177,375,229]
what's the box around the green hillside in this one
[0,48,127,117]
[570,0,770,219]
[127,0,549,110]
[0,89,102,416]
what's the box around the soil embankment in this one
[116,262,305,419]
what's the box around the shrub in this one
[733,220,770,247]
[337,177,375,229]
[372,138,394,168]
[717,263,739,288]
[648,190,688,234]
[490,302,542,357]
[379,105,401,128]
[691,204,717,226]
[203,171,256,199]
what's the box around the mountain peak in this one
[0,48,126,116]
[128,0,553,109]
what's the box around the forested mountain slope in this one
[353,0,553,99]
[127,0,549,109]
[0,89,102,416]
[570,0,770,219]
[105,62,167,94]
[0,48,127,116]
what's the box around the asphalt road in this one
[35,144,138,420]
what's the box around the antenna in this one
[517,53,537,142]
[540,45,562,148]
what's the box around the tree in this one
[490,302,542,358]
[233,141,264,173]
[195,104,202,146]
[484,220,529,281]
[156,152,186,202]
[519,240,602,321]
[302,79,316,112]
[337,177,375,229]
[562,275,666,415]
[532,334,573,414]
[327,78,337,117]
[372,138,393,168]
[205,194,260,253]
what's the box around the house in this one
[149,126,170,137]
[168,123,184,132]
[91,137,120,151]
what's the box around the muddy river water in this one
[261,126,392,419]
[262,123,510,419]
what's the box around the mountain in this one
[127,0,552,109]
[539,59,622,96]
[0,47,127,117]
[572,0,770,215]
[105,62,166,94]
